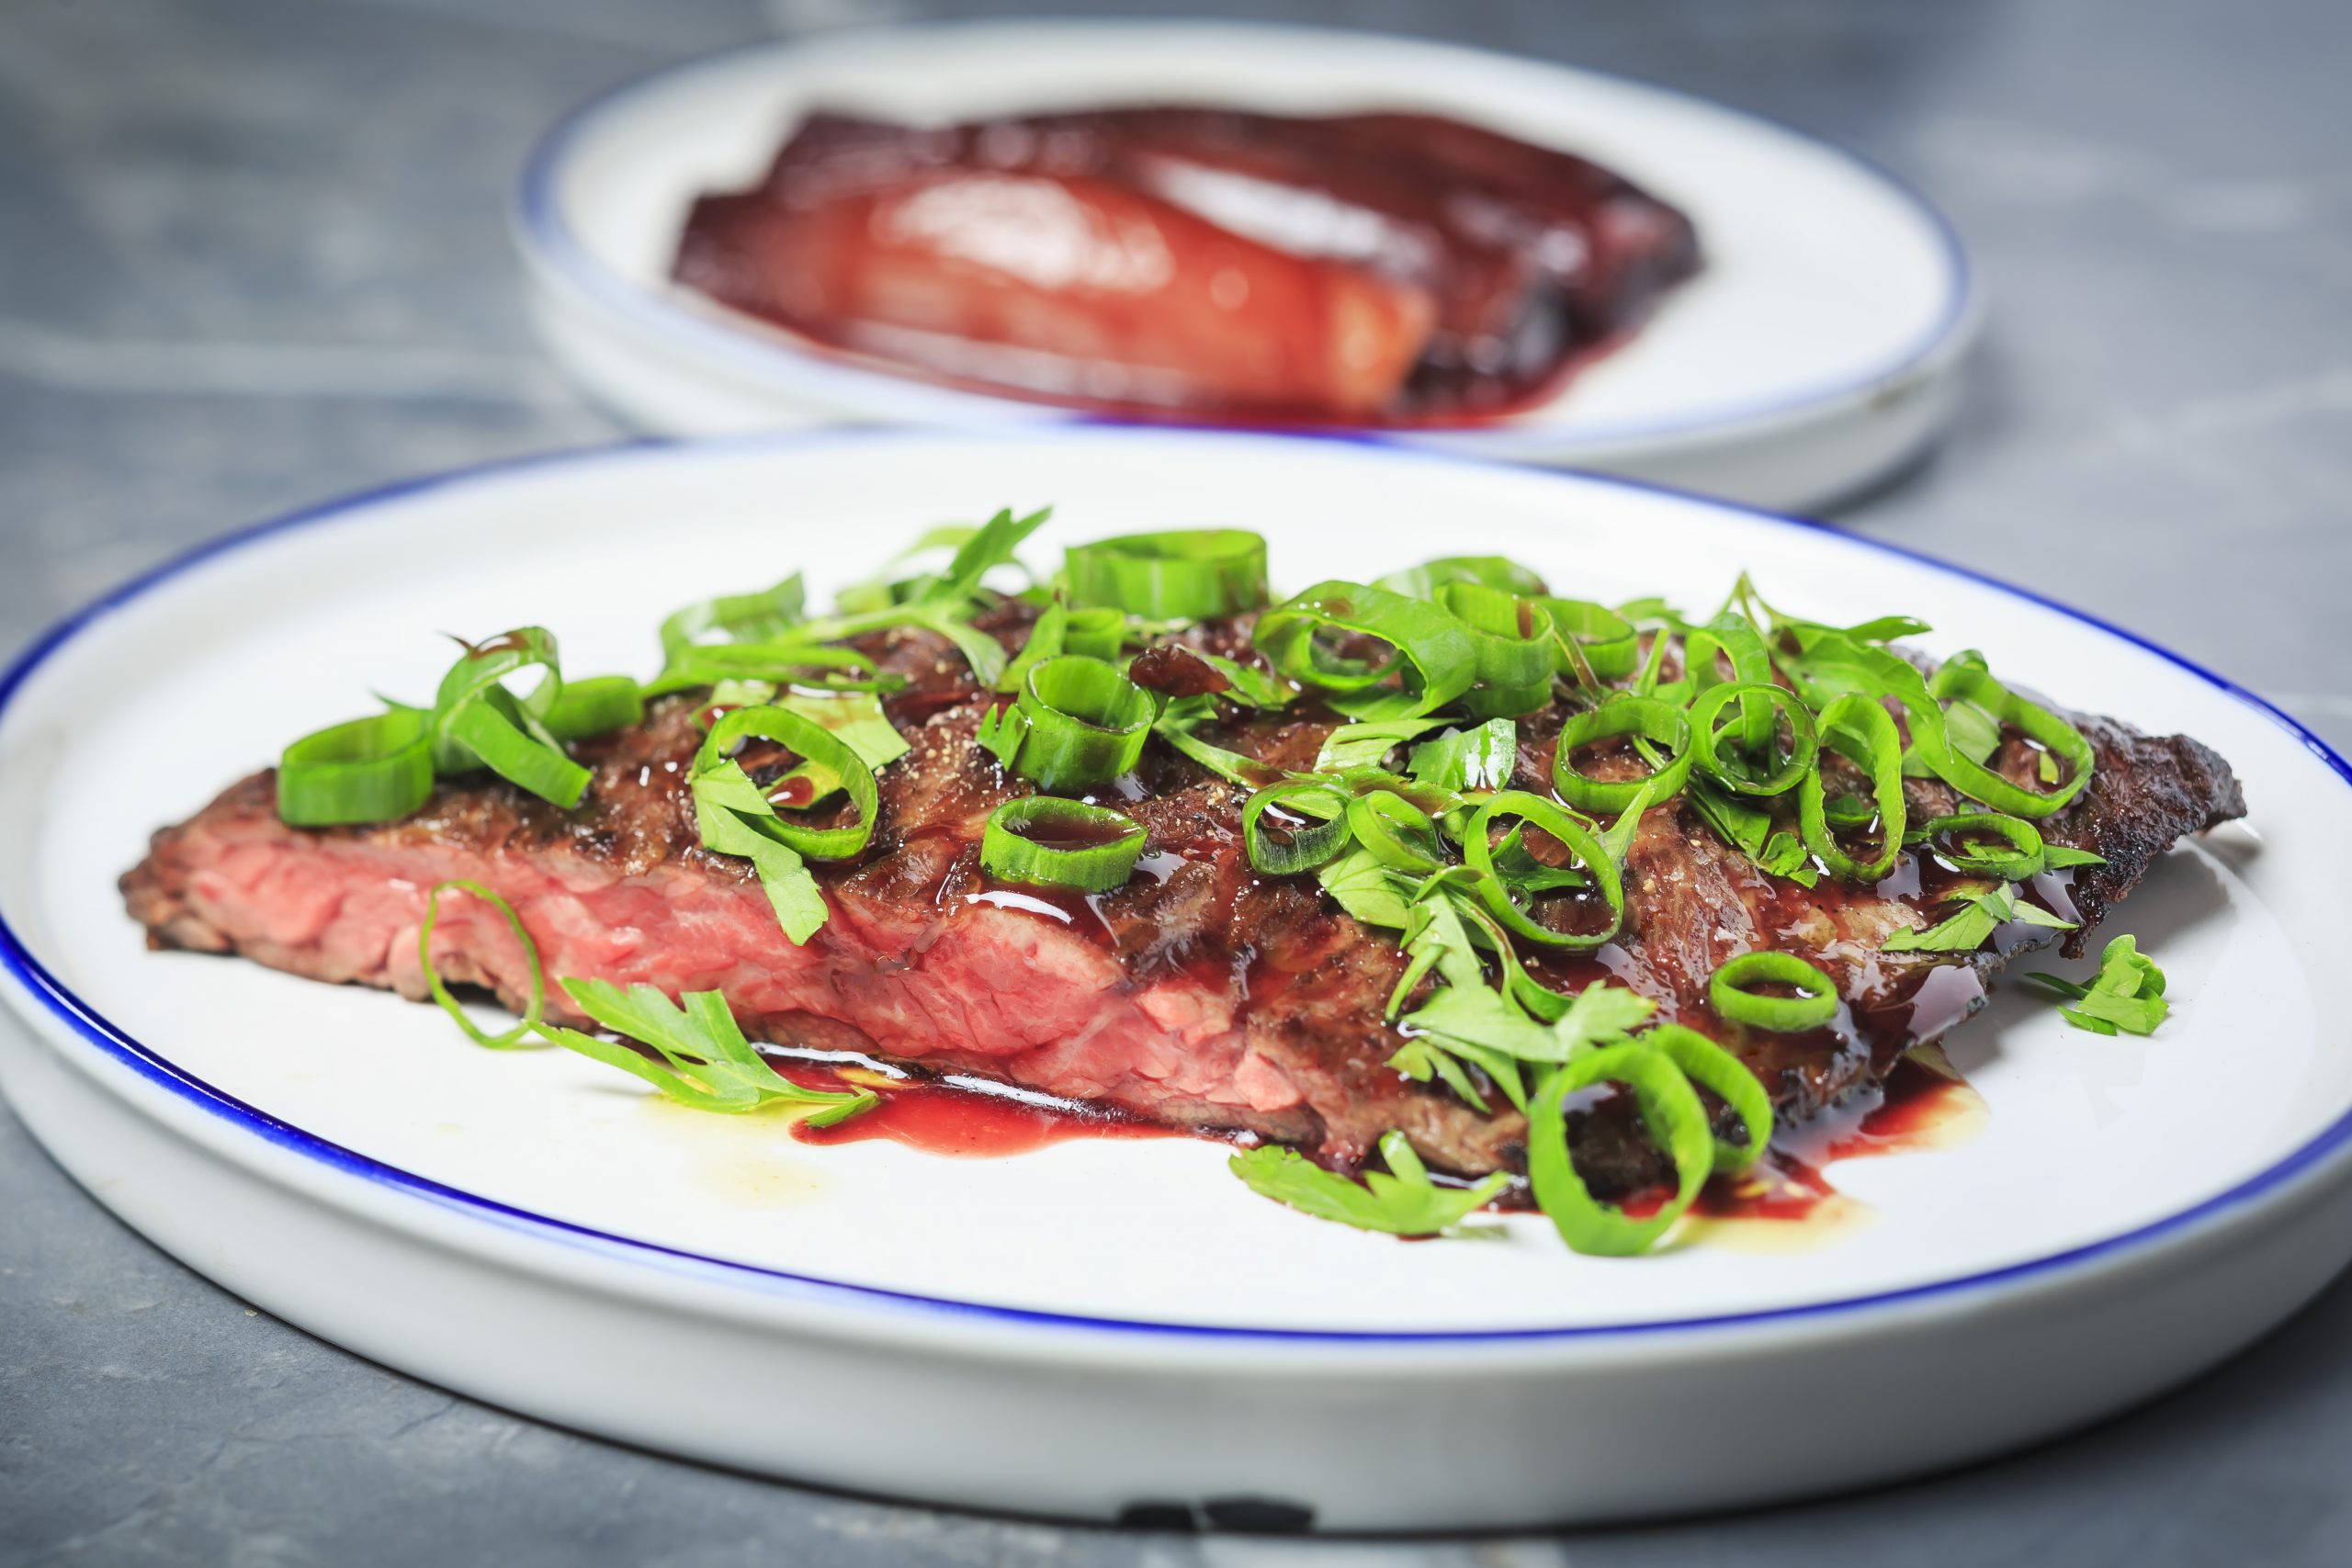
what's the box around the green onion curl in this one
[429,627,592,809]
[1065,529,1268,621]
[979,797,1147,893]
[1551,695,1695,814]
[1346,789,1448,874]
[990,654,1155,793]
[1925,652,2095,818]
[1462,791,1623,950]
[1527,1042,1713,1256]
[417,879,545,1049]
[277,707,435,827]
[695,704,878,862]
[1253,581,1476,719]
[1064,606,1127,661]
[1647,1024,1775,1174]
[1243,778,1352,875]
[1710,951,1839,1032]
[1909,811,2046,880]
[644,641,892,698]
[1537,599,1640,682]
[1799,694,1906,881]
[1689,681,1817,796]
[1376,555,1549,599]
[1438,581,1557,719]
[534,675,643,741]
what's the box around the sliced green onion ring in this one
[1551,696,1695,814]
[1243,778,1351,875]
[1063,605,1128,662]
[1002,655,1154,793]
[1254,581,1476,719]
[1926,653,2096,818]
[277,707,435,827]
[1910,811,2045,880]
[1527,1042,1713,1256]
[695,705,877,860]
[1648,1024,1775,1174]
[1684,617,1778,755]
[534,675,643,741]
[1463,791,1623,950]
[429,628,592,808]
[1346,789,1446,874]
[441,691,593,809]
[417,879,545,1049]
[1376,555,1548,599]
[1689,681,1818,796]
[1537,598,1640,682]
[1710,951,1839,1032]
[659,573,805,663]
[1438,581,1557,719]
[1065,529,1269,621]
[1799,694,1906,881]
[644,641,891,698]
[979,797,1147,893]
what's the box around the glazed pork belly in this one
[673,107,1701,423]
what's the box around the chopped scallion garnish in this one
[1065,529,1268,621]
[1526,1042,1713,1256]
[978,796,1148,893]
[1552,695,1694,814]
[417,879,546,1049]
[1255,580,1477,720]
[984,654,1154,793]
[277,707,435,827]
[1709,951,1838,1032]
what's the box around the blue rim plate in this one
[0,427,2342,1350]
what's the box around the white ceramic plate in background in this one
[514,21,1980,512]
[2,430,2342,1531]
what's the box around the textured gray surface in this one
[5,0,2350,1562]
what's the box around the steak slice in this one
[121,623,2243,1195]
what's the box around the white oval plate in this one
[2,431,2342,1531]
[514,20,1979,513]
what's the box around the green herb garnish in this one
[2024,935,2169,1035]
[1881,884,2075,953]
[1230,1131,1508,1236]
[1407,718,1517,793]
[546,979,875,1121]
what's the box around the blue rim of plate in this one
[3,426,2345,1347]
[512,19,1978,455]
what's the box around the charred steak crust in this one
[122,615,2245,1194]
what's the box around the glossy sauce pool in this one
[756,1042,1982,1246]
[766,1052,1171,1158]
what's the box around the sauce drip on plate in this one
[768,1051,1170,1158]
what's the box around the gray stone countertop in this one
[5,1,2350,1562]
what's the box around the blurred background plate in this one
[514,20,1980,512]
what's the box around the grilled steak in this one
[121,606,2242,1196]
